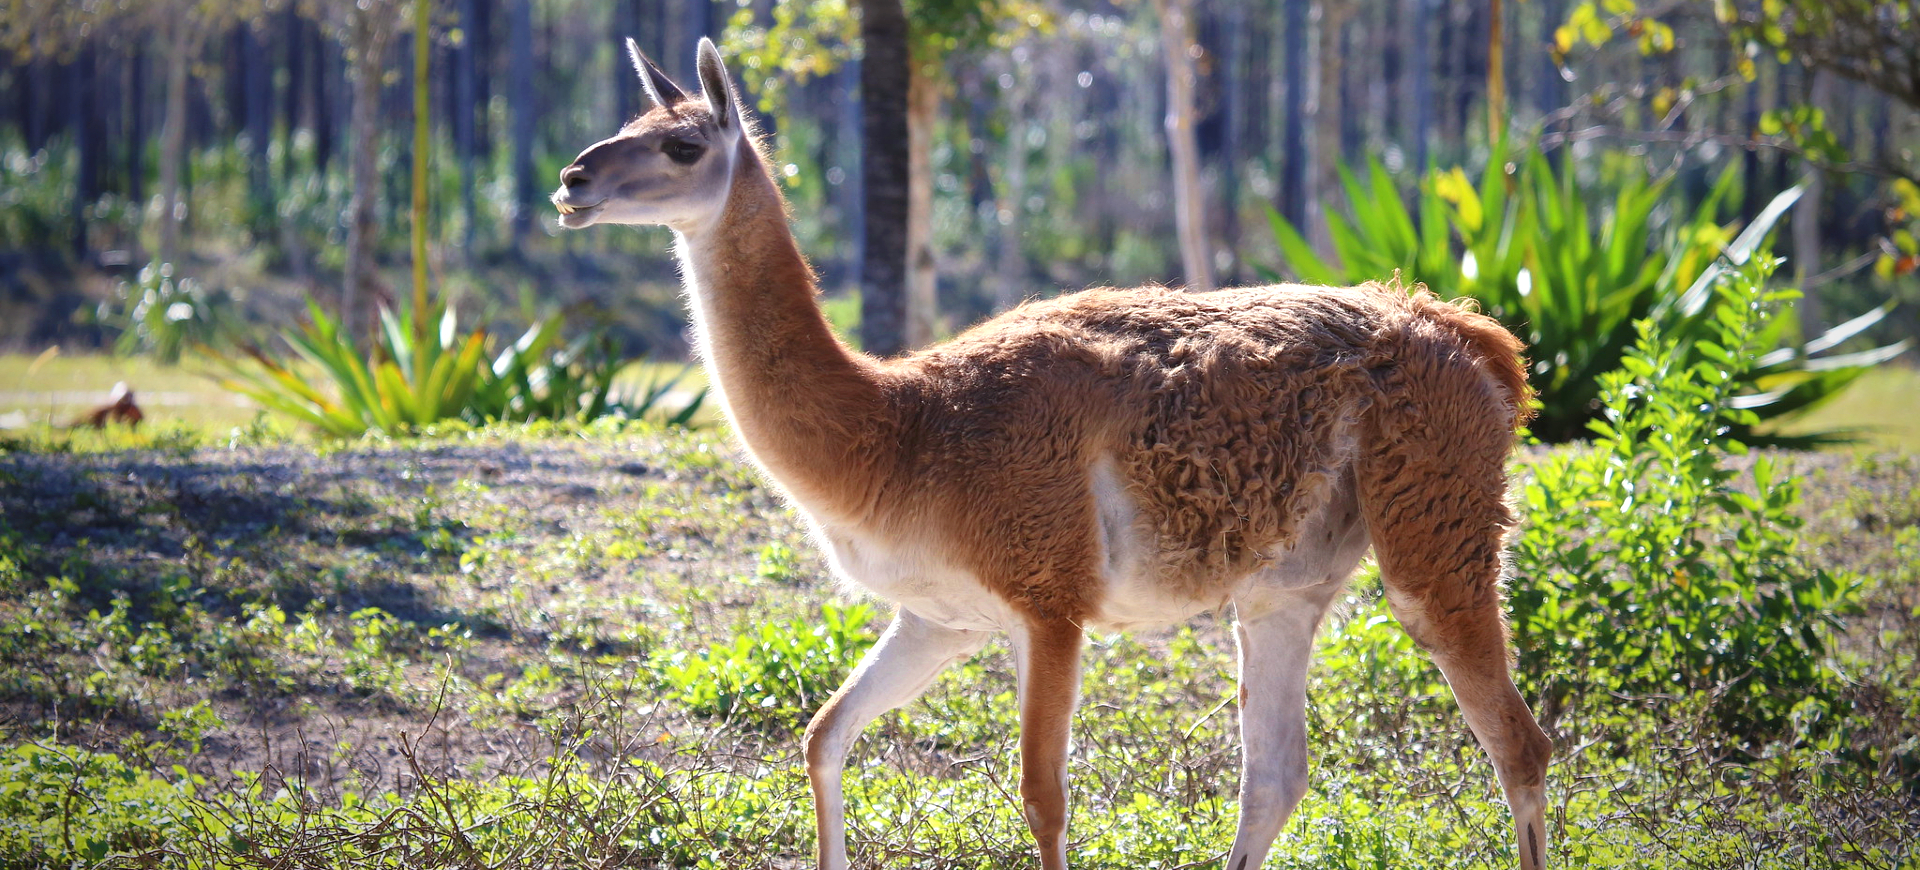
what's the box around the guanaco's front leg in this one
[804,609,986,870]
[1223,592,1339,870]
[1010,617,1086,870]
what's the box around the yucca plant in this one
[206,297,485,437]
[206,298,681,437]
[1266,145,1910,442]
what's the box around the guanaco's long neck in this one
[674,139,894,518]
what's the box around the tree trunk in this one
[71,45,97,258]
[156,22,195,267]
[857,0,910,357]
[1313,1,1349,243]
[126,47,145,219]
[1793,70,1833,337]
[245,24,273,231]
[1155,0,1215,293]
[1487,0,1505,143]
[411,0,432,327]
[457,0,480,256]
[905,66,939,346]
[1219,1,1248,284]
[1280,0,1308,228]
[508,0,537,249]
[346,0,398,335]
[995,61,1030,313]
[1407,0,1432,170]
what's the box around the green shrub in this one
[1507,254,1864,741]
[1266,146,1909,442]
[93,262,237,363]
[652,602,878,729]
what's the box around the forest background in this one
[2,0,1917,376]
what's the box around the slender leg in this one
[1009,617,1085,870]
[804,608,987,870]
[1221,593,1336,870]
[1356,349,1554,870]
[1385,589,1552,870]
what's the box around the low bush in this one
[1507,254,1864,741]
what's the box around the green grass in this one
[0,349,264,432]
[0,351,719,438]
[0,423,1912,869]
[1763,363,1920,452]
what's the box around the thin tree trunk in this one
[246,24,273,229]
[71,45,97,258]
[127,47,145,224]
[509,0,536,249]
[995,62,1030,313]
[346,0,398,335]
[1280,0,1308,229]
[857,0,910,357]
[1219,1,1248,284]
[156,23,195,267]
[1407,0,1432,170]
[457,0,479,256]
[1487,0,1505,143]
[282,8,304,183]
[905,66,939,346]
[1155,0,1215,292]
[1313,1,1349,240]
[1793,70,1833,337]
[411,0,432,328]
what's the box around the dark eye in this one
[662,139,704,165]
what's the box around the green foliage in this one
[652,602,878,729]
[1266,146,1910,442]
[92,262,236,364]
[1508,256,1864,739]
[207,298,705,437]
[0,138,72,251]
[721,0,1049,108]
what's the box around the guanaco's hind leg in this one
[1010,617,1085,870]
[804,609,987,870]
[1360,428,1553,870]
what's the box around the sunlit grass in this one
[0,351,720,437]
[1763,363,1920,452]
[0,349,261,432]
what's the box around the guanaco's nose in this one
[561,164,591,189]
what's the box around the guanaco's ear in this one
[695,37,741,135]
[627,38,686,107]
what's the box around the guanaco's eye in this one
[662,139,704,165]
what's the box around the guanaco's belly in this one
[817,524,1018,633]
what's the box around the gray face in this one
[551,38,746,234]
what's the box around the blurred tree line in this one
[0,0,1914,356]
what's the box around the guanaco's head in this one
[552,37,747,233]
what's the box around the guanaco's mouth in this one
[552,193,606,228]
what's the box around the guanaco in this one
[553,38,1552,870]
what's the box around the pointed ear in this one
[695,37,742,134]
[627,38,686,107]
